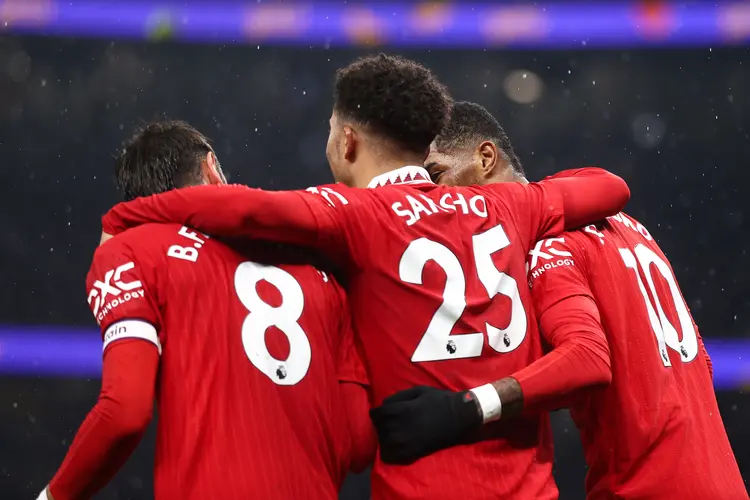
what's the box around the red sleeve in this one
[486,167,629,249]
[334,288,369,387]
[329,279,375,471]
[514,233,612,411]
[86,238,163,338]
[101,184,368,269]
[542,167,630,232]
[512,295,611,412]
[49,340,158,499]
[48,239,164,499]
[341,382,377,473]
[483,180,565,248]
[697,328,713,379]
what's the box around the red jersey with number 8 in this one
[527,213,746,500]
[86,223,366,500]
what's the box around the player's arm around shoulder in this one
[42,235,163,500]
[101,183,373,271]
[483,167,629,247]
[298,183,380,270]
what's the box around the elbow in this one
[591,360,613,388]
[114,405,152,439]
[99,395,153,439]
[583,167,631,214]
[566,335,612,390]
[608,173,631,212]
[583,341,613,389]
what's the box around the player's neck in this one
[351,154,426,188]
[492,168,528,185]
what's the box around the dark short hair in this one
[434,101,524,176]
[115,120,215,201]
[334,53,452,155]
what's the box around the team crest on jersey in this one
[526,238,575,281]
[87,262,145,324]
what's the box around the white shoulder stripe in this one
[103,319,161,355]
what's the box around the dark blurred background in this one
[0,1,748,499]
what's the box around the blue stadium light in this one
[0,326,747,389]
[1,1,748,49]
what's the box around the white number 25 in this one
[399,224,527,362]
[234,262,311,385]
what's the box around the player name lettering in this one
[607,213,652,241]
[529,258,575,280]
[167,226,209,263]
[392,193,487,226]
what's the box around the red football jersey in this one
[86,223,367,500]
[527,213,747,500]
[310,171,565,500]
[101,165,629,500]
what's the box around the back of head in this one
[435,101,524,177]
[333,53,452,155]
[115,120,219,201]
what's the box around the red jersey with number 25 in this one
[101,165,630,500]
[527,213,746,500]
[86,223,366,500]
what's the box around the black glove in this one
[370,386,483,465]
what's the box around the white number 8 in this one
[235,262,311,385]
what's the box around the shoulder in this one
[571,212,655,249]
[606,212,655,241]
[471,182,539,220]
[89,223,184,279]
[303,183,364,207]
[98,223,185,253]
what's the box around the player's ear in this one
[343,126,357,162]
[202,152,226,185]
[478,141,499,179]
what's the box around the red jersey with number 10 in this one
[101,166,630,500]
[86,223,366,500]
[527,213,746,500]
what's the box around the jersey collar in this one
[367,165,434,189]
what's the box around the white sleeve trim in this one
[36,488,50,500]
[103,319,161,355]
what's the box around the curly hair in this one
[434,101,524,176]
[334,53,452,155]
[115,120,217,201]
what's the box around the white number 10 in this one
[619,244,698,367]
[399,224,527,362]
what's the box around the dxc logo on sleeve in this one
[87,262,145,324]
[526,238,575,279]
